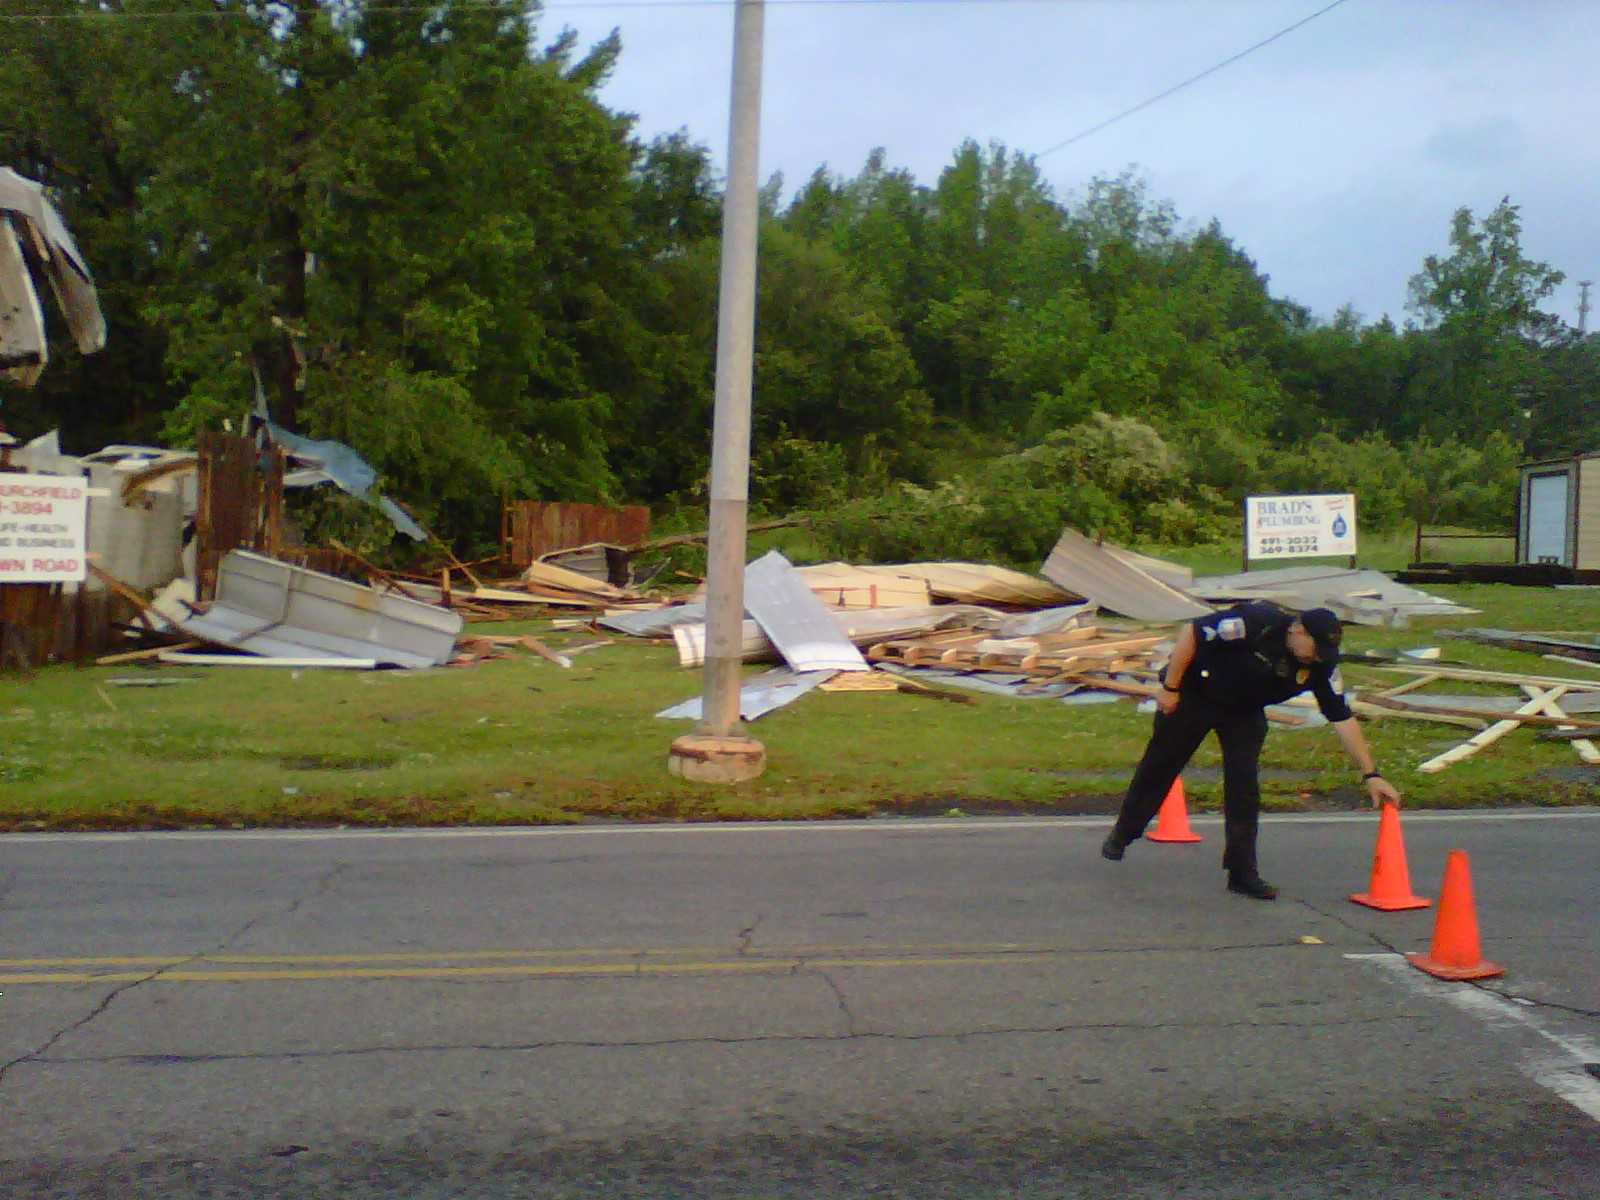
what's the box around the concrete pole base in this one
[668,733,767,783]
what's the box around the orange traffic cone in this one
[1146,778,1202,843]
[1408,850,1504,981]
[1349,801,1430,911]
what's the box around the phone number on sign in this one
[1256,535,1322,554]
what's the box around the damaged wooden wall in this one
[195,432,285,601]
[0,582,121,672]
[502,501,650,569]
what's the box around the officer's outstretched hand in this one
[1155,689,1181,716]
[1366,776,1402,809]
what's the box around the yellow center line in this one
[0,951,1063,987]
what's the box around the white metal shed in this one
[1518,453,1600,569]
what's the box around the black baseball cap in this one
[1299,607,1343,664]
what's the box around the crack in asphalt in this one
[812,969,857,1036]
[1298,897,1600,1024]
[1294,897,1406,955]
[1472,987,1600,1023]
[0,862,348,1094]
[0,966,167,1091]
[26,1011,1438,1069]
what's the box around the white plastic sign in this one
[0,476,89,582]
[1245,493,1356,560]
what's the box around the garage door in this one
[1526,472,1571,565]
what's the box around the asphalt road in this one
[2,810,1597,1198]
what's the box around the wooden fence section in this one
[0,583,120,672]
[195,432,285,601]
[502,501,650,569]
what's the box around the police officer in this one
[1101,602,1401,899]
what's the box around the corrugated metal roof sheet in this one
[743,550,868,673]
[1190,567,1476,624]
[1039,528,1212,622]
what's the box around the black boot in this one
[1101,833,1128,861]
[1227,874,1278,900]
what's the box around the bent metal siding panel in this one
[177,550,462,668]
[1040,527,1212,622]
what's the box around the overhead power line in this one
[1035,0,1352,158]
[3,0,1077,23]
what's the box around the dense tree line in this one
[4,1,1595,561]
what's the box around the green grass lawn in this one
[1,548,1596,830]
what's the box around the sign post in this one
[1243,493,1357,571]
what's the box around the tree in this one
[1403,199,1565,438]
[1280,309,1415,440]
[0,0,176,449]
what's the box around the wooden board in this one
[1371,664,1600,691]
[1418,687,1570,773]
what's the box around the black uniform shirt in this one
[1182,601,1351,721]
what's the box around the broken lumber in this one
[1364,692,1600,730]
[96,640,201,666]
[519,635,572,669]
[1349,699,1487,732]
[87,561,158,632]
[1418,687,1571,773]
[1371,664,1600,691]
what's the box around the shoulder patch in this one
[1216,616,1246,642]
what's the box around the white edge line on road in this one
[1345,952,1600,1124]
[2,809,1598,845]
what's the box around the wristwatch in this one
[1361,771,1383,782]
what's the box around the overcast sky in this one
[546,0,1598,328]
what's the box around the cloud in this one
[1423,118,1527,169]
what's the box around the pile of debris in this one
[10,440,668,670]
[622,529,1480,726]
[1352,661,1600,772]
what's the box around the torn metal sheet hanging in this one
[259,420,426,541]
[0,167,107,386]
[0,216,47,385]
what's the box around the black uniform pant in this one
[1112,698,1269,880]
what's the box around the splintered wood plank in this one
[818,670,901,693]
[96,640,200,666]
[1030,626,1104,648]
[1366,692,1600,730]
[1349,699,1487,731]
[1375,673,1442,699]
[1418,687,1569,773]
[86,562,158,632]
[908,634,987,665]
[519,635,573,668]
[1373,664,1600,691]
[1519,684,1600,765]
[1054,634,1165,656]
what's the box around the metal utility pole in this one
[668,0,767,783]
[1579,281,1592,336]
